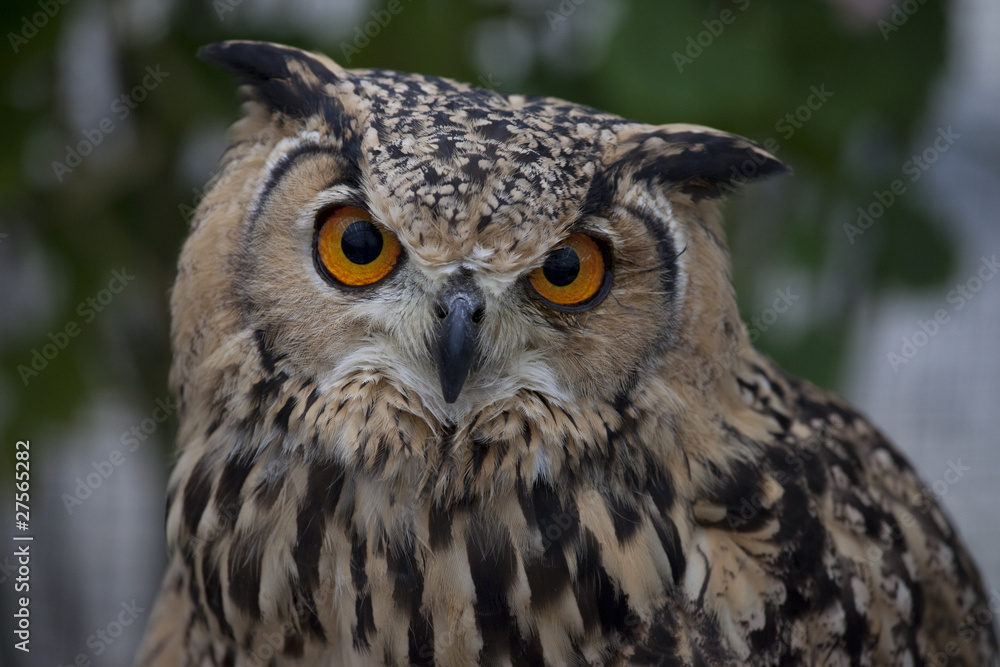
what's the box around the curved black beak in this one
[434,282,483,404]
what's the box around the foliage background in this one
[1,0,997,664]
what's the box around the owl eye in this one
[314,205,403,287]
[528,233,611,310]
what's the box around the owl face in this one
[236,137,677,424]
[180,41,785,431]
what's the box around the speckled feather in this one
[135,41,997,667]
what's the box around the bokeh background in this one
[2,0,998,663]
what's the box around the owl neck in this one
[171,325,776,513]
[165,328,786,661]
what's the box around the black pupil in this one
[542,247,580,287]
[341,221,383,265]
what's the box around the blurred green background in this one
[0,0,953,453]
[6,0,1000,664]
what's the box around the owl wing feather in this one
[625,356,996,666]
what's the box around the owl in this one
[134,41,998,667]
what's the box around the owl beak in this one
[434,286,483,404]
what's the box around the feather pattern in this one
[135,41,997,667]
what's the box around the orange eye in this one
[315,205,402,287]
[528,233,611,310]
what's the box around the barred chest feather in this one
[142,330,997,667]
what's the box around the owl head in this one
[173,41,785,450]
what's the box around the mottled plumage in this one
[135,41,998,666]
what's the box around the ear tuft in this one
[198,40,344,119]
[615,124,789,200]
